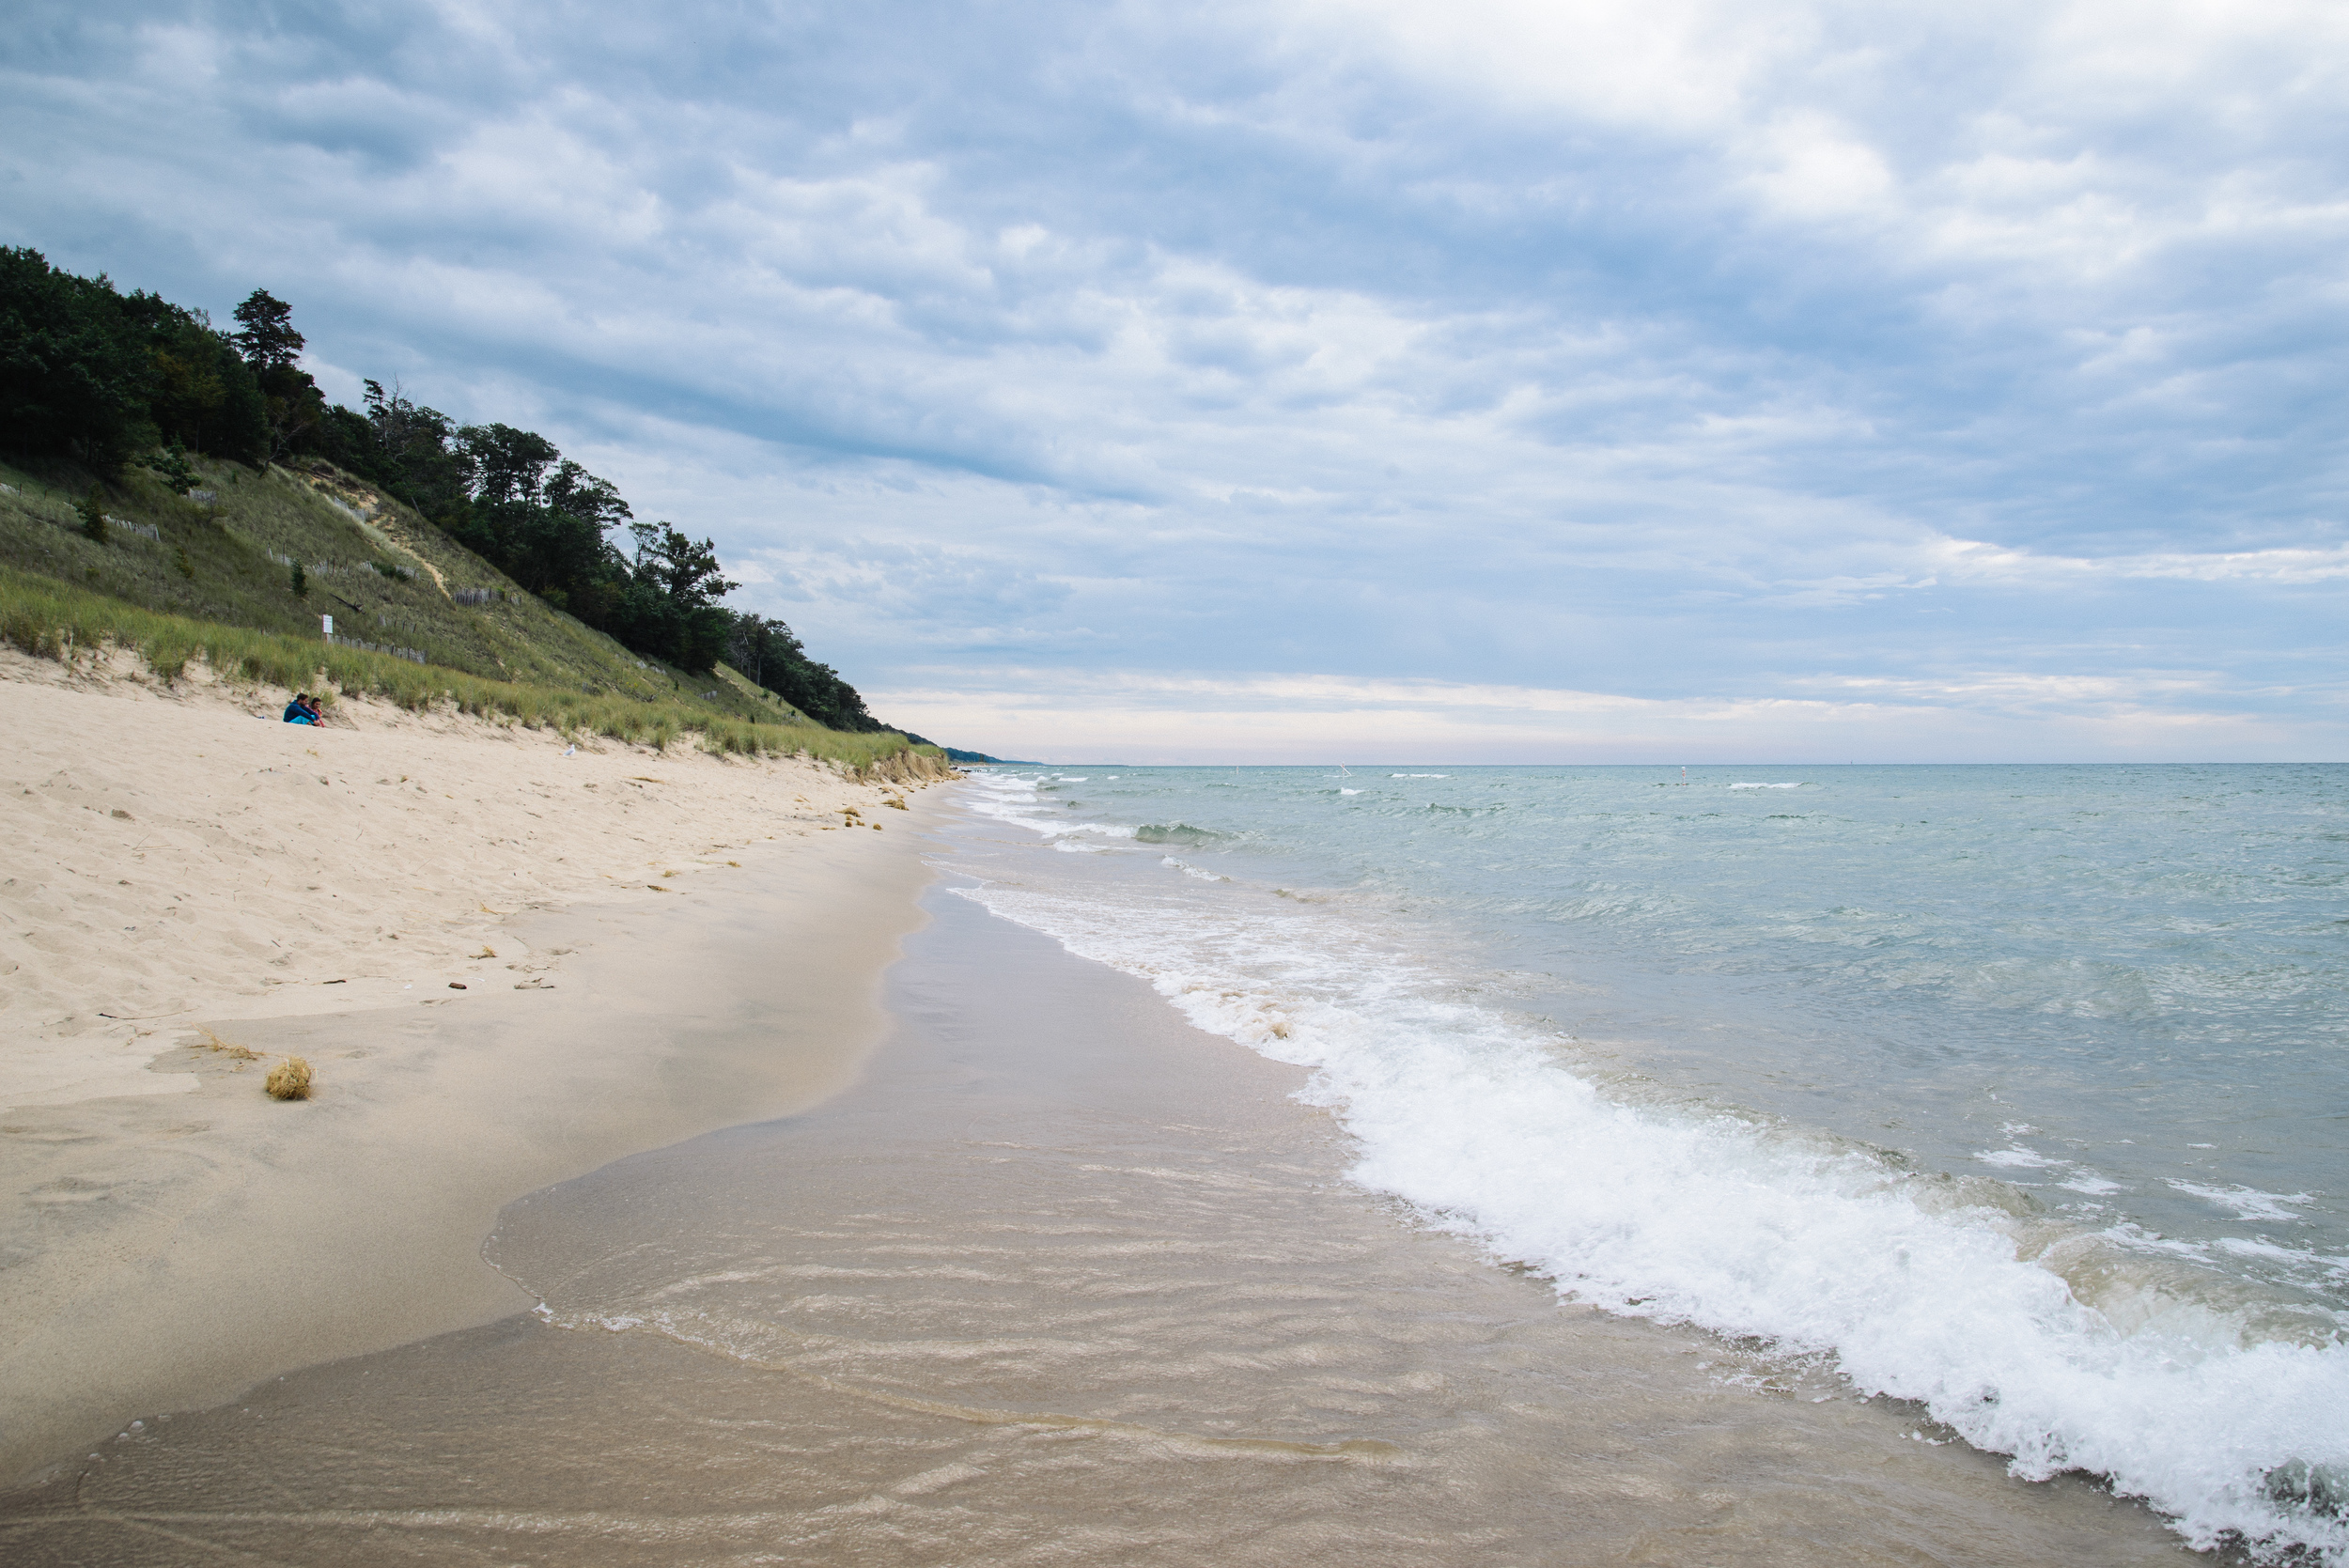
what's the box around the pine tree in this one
[231,289,303,370]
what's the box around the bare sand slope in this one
[0,656,952,1481]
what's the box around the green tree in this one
[230,289,303,370]
[722,613,885,731]
[146,441,196,490]
[232,288,325,459]
[544,459,631,532]
[437,429,633,618]
[615,521,739,669]
[628,520,738,609]
[344,380,470,516]
[459,423,561,505]
[0,248,156,469]
[125,298,267,463]
[77,486,107,544]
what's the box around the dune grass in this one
[0,563,947,776]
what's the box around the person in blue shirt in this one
[282,693,322,724]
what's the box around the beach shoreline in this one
[0,660,952,1482]
[0,862,2194,1565]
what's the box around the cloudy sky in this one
[8,0,2346,761]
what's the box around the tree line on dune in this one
[0,246,889,732]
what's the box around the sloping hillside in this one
[0,452,937,772]
[8,454,710,698]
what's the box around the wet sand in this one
[0,877,2197,1565]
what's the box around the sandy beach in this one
[0,655,950,1481]
[0,670,2245,1564]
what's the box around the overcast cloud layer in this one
[7,0,2345,761]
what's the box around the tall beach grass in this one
[0,564,946,778]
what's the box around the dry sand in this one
[1,649,930,1107]
[0,652,954,1481]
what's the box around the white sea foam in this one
[1391,773,1448,778]
[1341,788,1363,795]
[961,771,1136,840]
[2217,1237,2327,1266]
[1731,782,1805,790]
[946,850,2349,1564]
[961,771,1051,826]
[2171,1183,2314,1224]
[1976,1146,2064,1170]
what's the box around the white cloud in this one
[1928,538,2349,586]
[6,0,2343,760]
[868,665,2333,763]
[1284,0,1786,134]
[1744,111,1897,221]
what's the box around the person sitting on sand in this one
[282,693,323,725]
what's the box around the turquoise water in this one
[951,762,2349,1560]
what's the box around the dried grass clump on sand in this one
[196,1027,259,1062]
[265,1056,313,1100]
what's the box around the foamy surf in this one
[944,768,2349,1564]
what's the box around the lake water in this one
[950,762,2349,1562]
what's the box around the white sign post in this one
[321,613,334,638]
